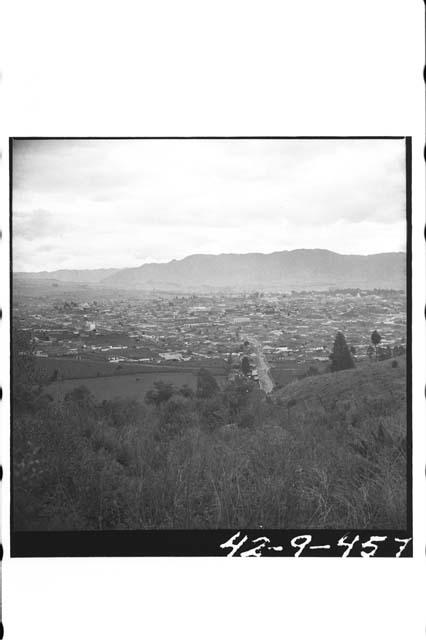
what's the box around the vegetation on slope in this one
[13,344,407,531]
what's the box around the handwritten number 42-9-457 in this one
[220,532,412,557]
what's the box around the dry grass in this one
[13,358,407,531]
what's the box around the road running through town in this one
[245,335,274,394]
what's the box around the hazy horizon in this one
[14,246,407,274]
[13,138,406,272]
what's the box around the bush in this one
[196,368,219,399]
[145,381,175,406]
[159,395,196,437]
[179,384,195,399]
[197,396,226,432]
[64,385,95,408]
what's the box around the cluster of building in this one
[14,287,407,381]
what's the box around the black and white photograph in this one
[2,0,425,637]
[10,137,411,552]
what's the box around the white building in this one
[159,352,184,361]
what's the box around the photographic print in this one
[10,137,411,556]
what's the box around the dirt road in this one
[245,335,274,394]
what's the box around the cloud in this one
[12,138,406,271]
[13,209,61,241]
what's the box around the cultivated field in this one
[47,371,227,402]
[34,356,227,383]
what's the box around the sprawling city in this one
[13,282,406,400]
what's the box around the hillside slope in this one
[272,356,406,441]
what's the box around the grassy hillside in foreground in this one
[13,357,407,531]
[273,356,406,440]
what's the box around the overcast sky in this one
[13,138,406,272]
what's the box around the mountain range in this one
[15,249,406,291]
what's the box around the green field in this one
[47,371,227,402]
[34,356,227,383]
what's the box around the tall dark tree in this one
[371,330,382,360]
[196,368,219,399]
[329,332,355,372]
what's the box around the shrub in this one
[196,368,219,399]
[158,395,196,437]
[64,385,95,408]
[145,381,175,406]
[179,384,195,399]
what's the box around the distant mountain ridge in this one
[16,249,406,291]
[14,268,120,284]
